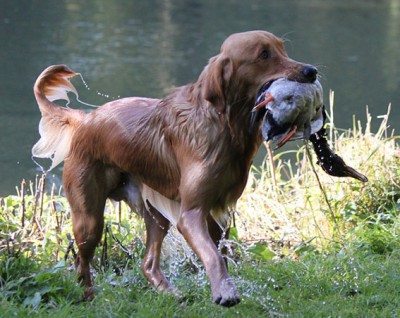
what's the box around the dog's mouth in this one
[250,78,324,148]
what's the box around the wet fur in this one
[32,31,317,306]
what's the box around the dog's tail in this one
[32,65,85,171]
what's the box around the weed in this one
[0,105,399,316]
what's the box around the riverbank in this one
[1,108,399,316]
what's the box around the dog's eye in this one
[259,50,270,60]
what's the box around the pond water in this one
[0,0,399,195]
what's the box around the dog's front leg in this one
[177,208,240,307]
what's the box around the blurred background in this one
[0,0,399,195]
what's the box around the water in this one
[1,0,399,195]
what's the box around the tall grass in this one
[1,104,399,261]
[0,101,399,315]
[236,100,399,252]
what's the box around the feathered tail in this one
[32,65,85,171]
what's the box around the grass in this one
[1,104,400,317]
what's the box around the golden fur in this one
[33,30,318,306]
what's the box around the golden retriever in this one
[32,30,320,306]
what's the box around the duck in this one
[252,78,324,148]
[251,79,368,182]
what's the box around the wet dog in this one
[33,31,320,306]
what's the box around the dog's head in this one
[202,31,318,115]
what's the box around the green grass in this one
[2,247,400,317]
[1,105,400,317]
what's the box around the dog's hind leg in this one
[63,161,109,300]
[109,178,177,295]
[141,204,177,294]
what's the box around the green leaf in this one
[35,272,54,283]
[294,238,317,256]
[52,259,67,272]
[246,243,276,261]
[23,292,42,308]
[229,227,240,242]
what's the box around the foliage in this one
[236,104,400,252]
[1,105,400,316]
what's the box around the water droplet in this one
[75,72,119,107]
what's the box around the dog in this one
[32,31,319,307]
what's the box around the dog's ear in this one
[203,56,233,114]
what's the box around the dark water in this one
[0,0,399,195]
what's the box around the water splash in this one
[332,256,361,295]
[159,228,284,314]
[66,73,100,108]
[73,73,121,108]
[31,156,48,174]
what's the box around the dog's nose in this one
[302,65,318,82]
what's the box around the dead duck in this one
[251,78,367,182]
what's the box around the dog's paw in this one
[212,278,240,307]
